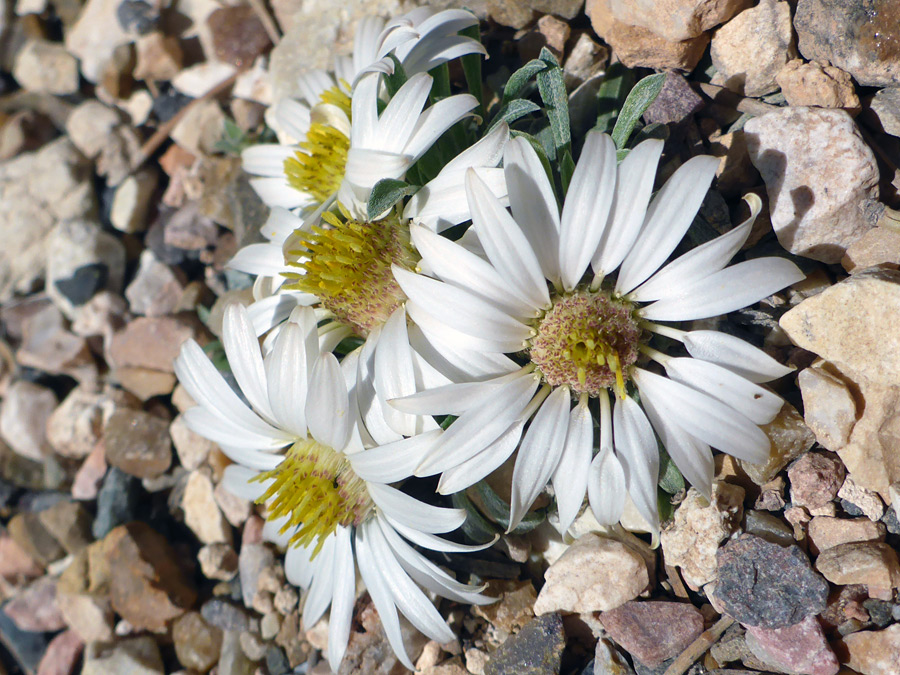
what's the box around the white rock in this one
[710,0,795,97]
[171,62,236,98]
[798,360,858,451]
[839,476,886,522]
[533,533,649,615]
[0,380,56,460]
[170,413,215,470]
[111,168,157,233]
[745,107,880,263]
[64,0,133,83]
[12,39,80,94]
[171,99,225,156]
[65,100,122,160]
[183,470,233,545]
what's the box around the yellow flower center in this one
[283,211,418,336]
[283,86,351,204]
[253,439,372,557]
[528,290,642,399]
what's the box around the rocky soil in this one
[1,0,899,674]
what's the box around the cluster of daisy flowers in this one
[174,8,805,672]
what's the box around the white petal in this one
[264,321,309,437]
[270,98,312,141]
[682,330,794,383]
[306,353,352,451]
[509,386,571,530]
[221,464,266,502]
[613,395,660,533]
[592,138,663,276]
[301,536,335,629]
[664,357,784,425]
[355,329,404,447]
[261,206,304,244]
[373,72,432,152]
[407,321,518,382]
[406,299,519,355]
[559,132,617,291]
[348,430,442,483]
[242,144,296,178]
[436,420,525,494]
[587,446,626,526]
[384,514,498,554]
[374,308,418,437]
[247,292,316,337]
[633,368,770,463]
[327,527,355,672]
[406,167,508,232]
[504,136,561,285]
[222,303,276,422]
[284,539,316,589]
[466,169,550,310]
[629,193,761,302]
[249,177,310,210]
[403,94,478,160]
[639,257,805,321]
[551,398,593,532]
[368,483,466,534]
[616,154,720,295]
[228,243,288,277]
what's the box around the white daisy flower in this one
[174,303,492,672]
[242,8,486,214]
[391,132,806,536]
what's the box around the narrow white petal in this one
[402,37,487,76]
[616,154,720,294]
[270,98,311,142]
[384,514,497,554]
[327,527,355,672]
[389,378,507,416]
[559,132,617,291]
[247,292,316,337]
[406,299,519,354]
[682,330,794,383]
[407,321,518,382]
[349,71,380,147]
[262,206,304,244]
[437,420,525,494]
[262,515,292,549]
[373,72,432,152]
[214,439,283,470]
[630,195,760,302]
[504,136,561,284]
[551,399,593,532]
[587,446,626,526]
[221,464,266,502]
[348,430,442,483]
[355,329,404,447]
[296,69,334,107]
[406,167,508,232]
[664,357,784,425]
[249,177,310,210]
[613,395,660,533]
[242,145,296,178]
[639,257,805,321]
[228,243,288,277]
[509,387,571,530]
[307,353,352,451]
[393,266,533,348]
[222,304,276,422]
[264,321,309,437]
[342,148,412,190]
[368,483,466,534]
[374,309,418,437]
[466,169,550,310]
[355,524,414,671]
[633,368,770,463]
[403,94,478,160]
[353,15,386,73]
[301,537,335,629]
[284,540,316,589]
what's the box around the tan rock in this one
[815,541,900,590]
[842,227,900,273]
[12,39,80,95]
[839,623,900,675]
[798,361,858,451]
[183,470,232,545]
[780,268,900,386]
[533,533,649,614]
[660,482,744,588]
[745,107,880,263]
[838,476,886,521]
[741,402,815,485]
[170,413,216,470]
[108,314,207,373]
[710,0,796,97]
[114,367,177,400]
[472,580,536,643]
[788,451,845,509]
[776,59,860,111]
[134,32,183,82]
[517,15,571,62]
[586,0,709,71]
[807,517,885,555]
[709,131,759,198]
[607,0,749,41]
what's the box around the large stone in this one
[776,60,860,111]
[46,385,138,459]
[714,535,829,629]
[839,623,900,675]
[842,227,900,272]
[798,361,858,452]
[606,0,748,41]
[533,533,649,615]
[124,250,184,316]
[744,107,880,263]
[794,0,900,87]
[586,0,709,71]
[867,88,900,137]
[64,0,134,83]
[599,601,703,667]
[108,314,206,374]
[2,576,66,632]
[7,512,65,567]
[65,101,122,159]
[710,0,795,97]
[741,402,815,486]
[12,39,80,94]
[0,380,56,460]
[660,482,743,588]
[807,516,886,555]
[744,616,839,675]
[815,542,900,591]
[104,409,172,479]
[484,613,565,675]
[173,611,223,671]
[36,629,84,675]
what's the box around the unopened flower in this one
[174,304,490,671]
[392,133,805,535]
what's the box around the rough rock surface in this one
[842,227,900,272]
[484,613,565,675]
[606,0,749,41]
[744,616,839,675]
[798,361,858,452]
[598,601,704,667]
[788,451,845,509]
[815,542,900,591]
[807,517,886,555]
[776,59,860,111]
[744,107,880,263]
[714,534,829,628]
[839,623,900,675]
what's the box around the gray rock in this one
[201,598,251,632]
[125,249,184,316]
[92,467,140,539]
[868,88,900,138]
[484,613,565,675]
[239,543,275,609]
[795,0,900,87]
[643,71,703,125]
[745,107,880,263]
[715,534,829,629]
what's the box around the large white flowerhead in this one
[392,133,806,536]
[173,303,491,671]
[242,8,485,214]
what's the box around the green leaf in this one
[502,59,548,106]
[213,117,250,156]
[658,446,686,495]
[451,491,499,544]
[611,72,667,150]
[536,48,571,158]
[486,99,541,133]
[559,148,575,196]
[429,62,452,100]
[594,62,634,134]
[366,179,419,221]
[631,121,670,146]
[470,480,546,535]
[383,55,408,98]
[658,487,675,524]
[202,340,230,372]
[460,23,484,119]
[438,415,458,430]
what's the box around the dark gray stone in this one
[484,613,565,675]
[54,263,108,306]
[643,72,703,126]
[0,602,50,671]
[715,534,829,629]
[265,644,291,675]
[116,0,158,34]
[92,467,140,539]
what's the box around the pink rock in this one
[0,534,43,582]
[71,443,108,500]
[599,601,704,667]
[3,576,67,632]
[788,451,845,509]
[745,615,839,675]
[37,629,84,675]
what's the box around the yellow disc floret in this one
[253,439,373,557]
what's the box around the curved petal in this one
[265,320,310,437]
[374,308,418,437]
[403,94,478,160]
[682,330,794,383]
[306,352,352,451]
[348,430,442,483]
[221,464,267,502]
[587,446,626,526]
[368,483,466,534]
[300,535,335,629]
[222,303,276,422]
[436,420,525,495]
[613,395,660,534]
[326,527,356,672]
[551,397,593,532]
